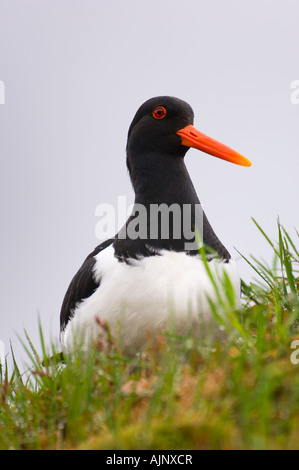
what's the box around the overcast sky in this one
[0,0,298,369]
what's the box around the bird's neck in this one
[130,153,199,207]
[117,152,231,260]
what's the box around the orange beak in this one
[176,124,251,167]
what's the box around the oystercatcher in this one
[60,96,251,355]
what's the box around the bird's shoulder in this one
[59,238,114,330]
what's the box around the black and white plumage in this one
[60,96,251,355]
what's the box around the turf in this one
[1,219,298,450]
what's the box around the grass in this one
[0,219,299,450]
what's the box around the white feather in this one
[61,245,240,356]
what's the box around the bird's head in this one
[126,96,251,173]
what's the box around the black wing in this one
[60,239,114,331]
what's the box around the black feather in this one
[60,239,113,331]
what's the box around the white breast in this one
[61,245,240,356]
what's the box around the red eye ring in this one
[152,106,167,120]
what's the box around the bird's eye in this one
[152,106,167,120]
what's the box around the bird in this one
[60,96,251,356]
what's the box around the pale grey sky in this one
[0,0,298,368]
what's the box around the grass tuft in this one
[0,220,299,450]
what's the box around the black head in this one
[121,96,251,259]
[126,96,194,166]
[126,96,251,177]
